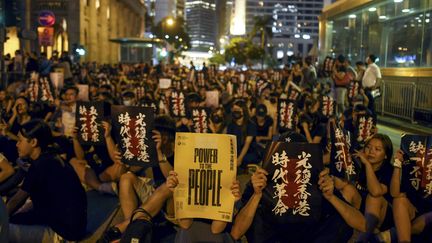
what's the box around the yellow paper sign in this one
[174,132,237,222]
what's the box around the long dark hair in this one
[365,133,393,165]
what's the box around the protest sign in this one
[205,90,219,109]
[355,114,376,147]
[277,99,297,131]
[174,132,237,222]
[170,91,187,118]
[328,121,358,182]
[320,95,335,118]
[76,84,89,101]
[75,101,110,145]
[400,134,432,198]
[111,106,157,167]
[191,108,209,133]
[261,142,323,224]
[159,78,172,89]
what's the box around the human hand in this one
[251,168,268,195]
[166,171,179,192]
[152,130,162,152]
[231,180,241,202]
[102,121,112,138]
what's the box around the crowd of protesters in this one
[0,50,430,243]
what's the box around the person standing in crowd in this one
[6,119,87,242]
[355,61,366,82]
[332,55,356,116]
[362,54,381,114]
[301,56,317,91]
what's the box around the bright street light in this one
[166,18,174,26]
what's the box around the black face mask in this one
[270,97,277,104]
[211,115,223,124]
[232,111,243,120]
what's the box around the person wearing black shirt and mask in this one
[7,119,87,242]
[227,100,258,169]
[209,107,227,134]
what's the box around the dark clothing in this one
[227,120,257,155]
[18,153,87,241]
[84,144,115,176]
[152,155,174,186]
[252,116,273,138]
[356,162,394,231]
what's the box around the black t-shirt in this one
[356,162,393,201]
[252,116,273,138]
[227,119,257,154]
[21,153,87,240]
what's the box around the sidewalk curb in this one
[378,115,432,135]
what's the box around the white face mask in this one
[123,100,134,106]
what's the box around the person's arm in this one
[319,170,366,232]
[102,121,121,164]
[211,180,241,234]
[301,122,313,143]
[7,103,18,128]
[0,154,14,183]
[231,169,267,240]
[152,130,173,178]
[6,189,29,216]
[355,151,387,197]
[238,136,253,166]
[390,150,404,198]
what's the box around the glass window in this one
[324,0,432,68]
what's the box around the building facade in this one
[185,0,217,52]
[320,0,432,124]
[245,0,323,62]
[5,0,144,63]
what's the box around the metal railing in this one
[376,78,432,123]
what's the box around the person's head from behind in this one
[364,134,393,168]
[355,61,365,70]
[154,115,176,155]
[17,119,52,159]
[304,56,313,66]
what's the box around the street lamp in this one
[166,17,174,26]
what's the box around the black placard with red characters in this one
[286,85,301,103]
[27,77,55,103]
[75,101,110,145]
[191,108,209,133]
[277,99,298,131]
[348,81,361,101]
[320,95,335,118]
[400,135,432,200]
[111,106,157,167]
[355,114,376,147]
[329,121,358,182]
[170,91,187,118]
[261,142,323,224]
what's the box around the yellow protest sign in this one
[174,132,237,222]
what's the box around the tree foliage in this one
[224,37,264,66]
[151,17,191,52]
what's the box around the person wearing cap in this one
[251,104,273,160]
[99,115,177,242]
[231,131,363,242]
[122,90,137,106]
